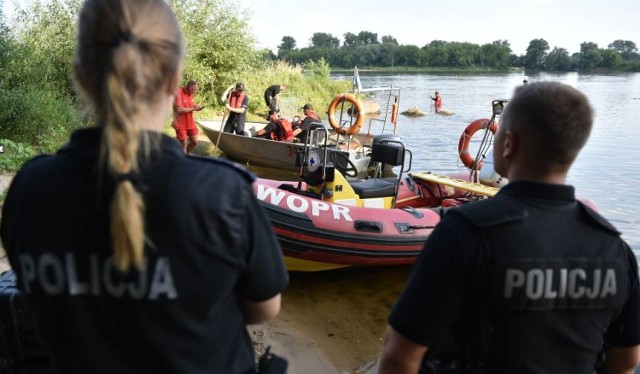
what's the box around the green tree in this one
[311,32,340,48]
[358,31,379,45]
[354,44,382,66]
[0,8,13,84]
[169,0,259,102]
[422,40,449,66]
[380,35,399,67]
[343,32,362,48]
[448,42,479,67]
[544,47,574,71]
[278,36,296,54]
[524,38,549,70]
[608,39,639,61]
[479,40,513,69]
[600,49,621,68]
[578,50,603,70]
[580,42,599,53]
[381,35,398,46]
[259,48,277,61]
[396,45,423,66]
[11,0,83,94]
[577,42,602,70]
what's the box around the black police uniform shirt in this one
[264,85,281,99]
[260,121,281,140]
[294,117,320,144]
[0,127,289,374]
[388,181,640,373]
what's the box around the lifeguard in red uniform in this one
[173,80,204,154]
[431,91,442,113]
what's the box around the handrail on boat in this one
[348,83,401,136]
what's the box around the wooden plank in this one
[410,172,499,197]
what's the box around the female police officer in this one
[0,1,288,373]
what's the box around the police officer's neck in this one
[507,167,568,185]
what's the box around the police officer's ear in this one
[499,129,519,160]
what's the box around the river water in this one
[335,71,640,255]
[256,72,640,373]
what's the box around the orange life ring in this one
[327,93,365,135]
[458,118,498,170]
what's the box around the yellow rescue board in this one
[410,172,499,197]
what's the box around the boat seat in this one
[349,179,397,199]
[348,138,406,199]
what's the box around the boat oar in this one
[212,109,226,156]
[213,84,237,156]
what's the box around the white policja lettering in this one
[504,268,617,300]
[18,253,178,300]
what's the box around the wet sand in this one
[251,266,412,373]
[0,136,414,373]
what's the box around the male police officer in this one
[379,82,640,374]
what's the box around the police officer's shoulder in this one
[578,201,620,235]
[187,154,256,183]
[449,195,527,228]
[15,154,53,175]
[21,154,51,167]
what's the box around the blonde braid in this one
[74,0,184,272]
[105,57,145,271]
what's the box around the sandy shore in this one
[0,135,407,373]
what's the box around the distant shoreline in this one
[331,66,524,74]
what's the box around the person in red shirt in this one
[173,80,204,154]
[431,91,442,113]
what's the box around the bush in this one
[0,139,37,172]
[0,85,84,152]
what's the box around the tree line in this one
[274,31,640,72]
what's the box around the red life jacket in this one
[229,92,246,109]
[270,119,294,142]
[307,110,320,121]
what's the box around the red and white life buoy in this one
[457,118,498,170]
[327,93,365,136]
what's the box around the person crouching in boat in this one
[256,110,294,141]
[292,103,321,144]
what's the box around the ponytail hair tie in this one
[113,172,135,184]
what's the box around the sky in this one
[236,0,640,56]
[3,0,638,56]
